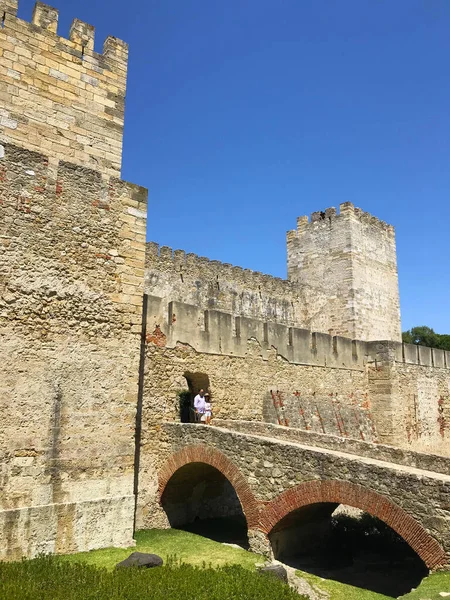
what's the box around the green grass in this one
[0,556,304,600]
[400,571,450,599]
[295,570,393,600]
[61,529,263,571]
[2,528,449,600]
[58,529,450,599]
[295,569,450,600]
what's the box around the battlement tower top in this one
[287,202,395,237]
[286,202,401,342]
[0,1,128,176]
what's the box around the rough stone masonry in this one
[0,1,146,558]
[1,0,449,569]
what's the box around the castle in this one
[1,2,449,566]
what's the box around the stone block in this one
[239,317,265,346]
[331,335,354,369]
[205,310,233,355]
[418,345,433,367]
[290,328,313,365]
[69,18,95,51]
[394,342,404,362]
[266,322,291,361]
[432,348,446,369]
[168,301,204,349]
[403,343,419,364]
[312,332,333,367]
[32,2,58,33]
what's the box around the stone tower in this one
[0,1,147,558]
[286,202,401,342]
[0,0,127,176]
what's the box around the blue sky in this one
[19,0,450,332]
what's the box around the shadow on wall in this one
[270,504,428,597]
[160,462,249,549]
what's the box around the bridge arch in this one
[158,445,261,529]
[259,479,446,569]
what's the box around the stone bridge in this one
[156,422,450,570]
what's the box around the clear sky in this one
[19,0,450,333]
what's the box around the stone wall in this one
[145,205,401,343]
[145,242,334,331]
[368,342,450,456]
[137,296,372,528]
[146,295,368,369]
[395,363,450,454]
[263,391,377,442]
[0,142,147,558]
[138,297,450,520]
[287,203,401,342]
[0,1,127,176]
[142,297,450,445]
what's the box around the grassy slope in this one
[295,570,392,600]
[400,572,450,599]
[296,569,450,600]
[60,529,450,600]
[61,529,262,571]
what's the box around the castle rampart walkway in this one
[157,423,450,569]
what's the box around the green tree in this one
[402,326,450,350]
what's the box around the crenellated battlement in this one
[146,242,294,295]
[0,1,128,176]
[145,294,450,372]
[1,1,128,72]
[287,202,395,239]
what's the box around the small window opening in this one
[1,12,6,28]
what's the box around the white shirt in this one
[194,394,206,413]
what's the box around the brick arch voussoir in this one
[260,479,447,570]
[158,445,261,529]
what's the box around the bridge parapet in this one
[213,419,450,476]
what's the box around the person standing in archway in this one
[193,389,206,423]
[204,393,212,425]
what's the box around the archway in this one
[260,480,446,597]
[181,371,210,422]
[158,446,260,547]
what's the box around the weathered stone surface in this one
[0,3,127,176]
[1,0,449,574]
[116,552,163,569]
[287,203,401,343]
[145,203,401,343]
[154,424,450,570]
[0,4,146,559]
[258,563,288,583]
